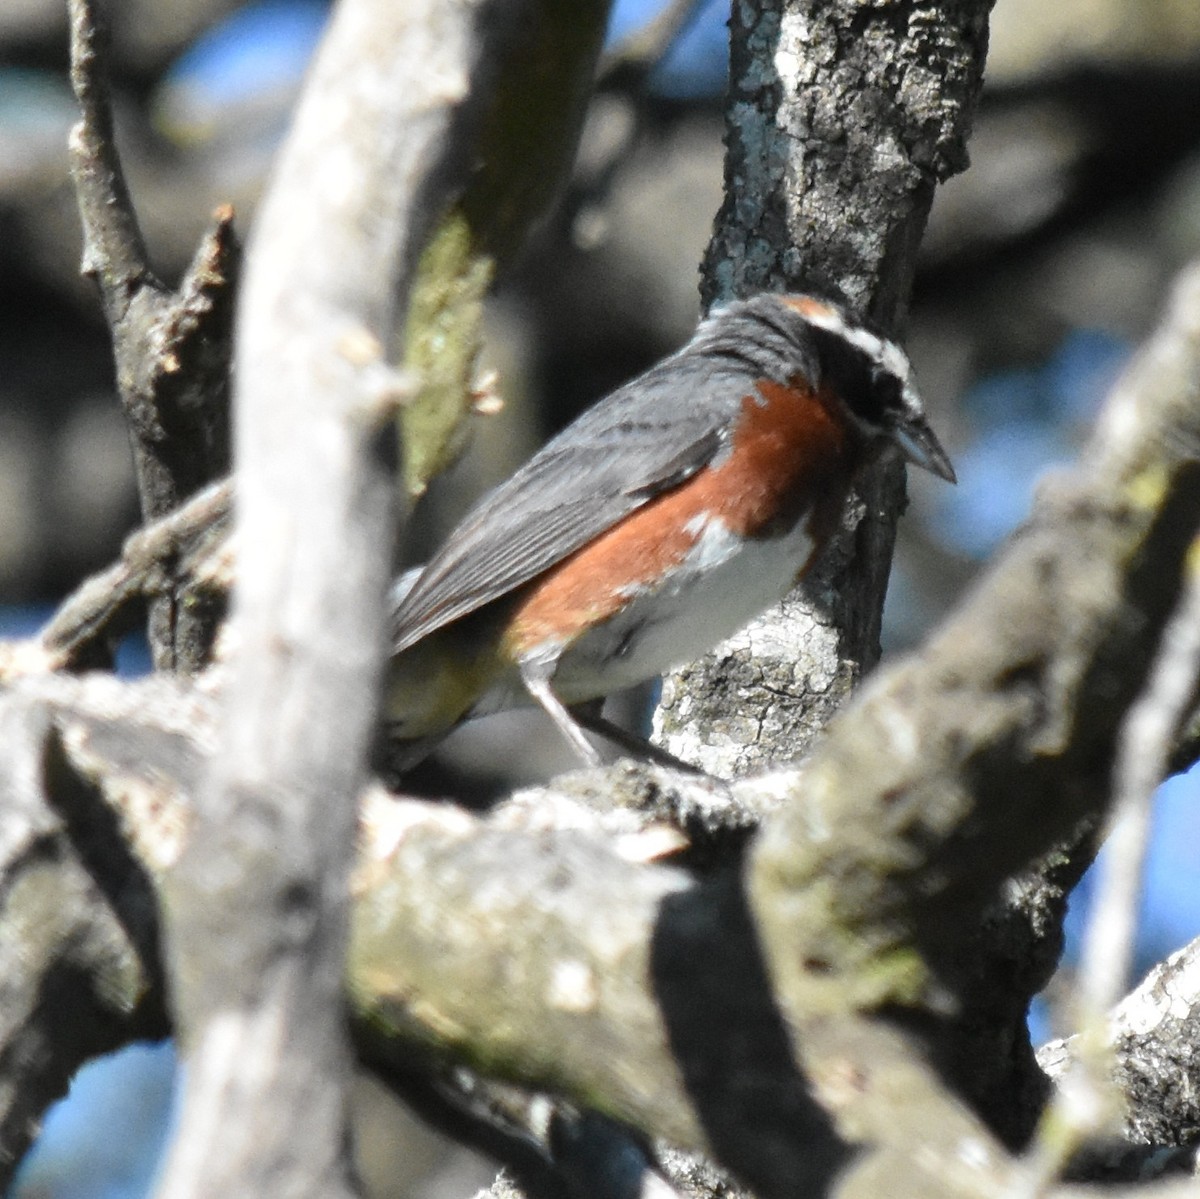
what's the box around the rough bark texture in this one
[657,0,992,776]
[6,1,1200,1198]
[68,0,235,672]
[0,675,189,1186]
[703,1,989,318]
[1041,938,1200,1152]
[155,2,590,1196]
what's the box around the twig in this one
[1040,936,1200,1174]
[67,0,237,671]
[67,0,236,513]
[35,478,233,670]
[67,0,150,296]
[1082,537,1200,1011]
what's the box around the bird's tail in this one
[381,567,508,773]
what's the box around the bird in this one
[385,292,955,769]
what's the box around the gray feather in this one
[391,297,822,651]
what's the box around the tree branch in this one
[153,2,609,1197]
[0,678,179,1190]
[68,0,236,671]
[32,479,231,673]
[659,0,993,776]
[5,266,1200,1185]
[1040,935,1200,1156]
[745,258,1200,1180]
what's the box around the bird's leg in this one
[570,705,700,774]
[520,664,603,767]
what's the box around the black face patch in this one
[870,362,904,413]
[808,324,900,432]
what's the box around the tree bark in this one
[657,0,992,777]
[155,1,572,1195]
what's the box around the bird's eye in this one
[871,368,901,407]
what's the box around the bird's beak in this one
[892,417,956,484]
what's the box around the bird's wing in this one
[391,356,750,651]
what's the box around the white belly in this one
[548,514,817,702]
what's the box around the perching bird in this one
[386,292,955,767]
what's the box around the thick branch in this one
[0,680,178,1190]
[660,0,993,775]
[154,2,605,1197]
[744,261,1200,1181]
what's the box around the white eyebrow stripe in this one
[791,304,922,416]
